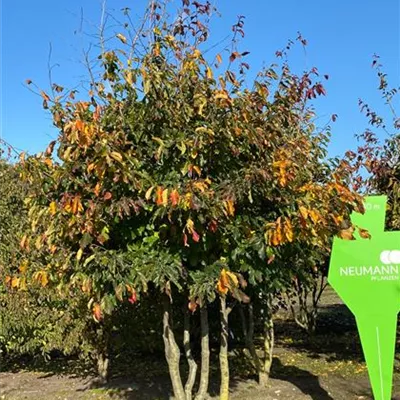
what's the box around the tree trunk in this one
[219,296,230,400]
[162,294,186,400]
[259,305,274,387]
[184,308,197,400]
[96,351,110,383]
[239,303,263,381]
[195,302,210,400]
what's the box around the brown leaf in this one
[358,227,371,239]
[338,227,355,240]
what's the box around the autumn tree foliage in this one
[350,55,400,227]
[18,1,364,399]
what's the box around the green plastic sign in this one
[328,195,400,400]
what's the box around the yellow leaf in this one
[125,71,134,86]
[110,151,123,163]
[193,165,201,176]
[284,218,294,242]
[11,276,20,288]
[145,186,154,200]
[19,277,27,291]
[49,201,57,216]
[206,66,213,80]
[193,49,202,59]
[215,91,229,100]
[82,278,92,293]
[19,260,28,274]
[299,206,308,220]
[20,234,27,250]
[77,248,83,261]
[40,271,49,287]
[116,33,127,44]
[153,42,160,57]
[35,235,43,250]
[186,218,195,233]
[224,200,235,217]
[216,54,222,64]
[162,188,169,206]
[226,271,238,287]
[34,271,49,287]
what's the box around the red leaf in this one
[128,291,137,304]
[192,230,200,242]
[209,220,218,233]
[183,233,189,247]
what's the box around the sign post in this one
[328,195,400,400]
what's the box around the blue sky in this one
[1,0,399,157]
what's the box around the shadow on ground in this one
[271,357,334,400]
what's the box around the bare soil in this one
[1,287,399,400]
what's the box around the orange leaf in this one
[104,192,112,200]
[170,189,180,207]
[93,303,102,322]
[71,196,83,214]
[75,120,85,131]
[156,186,164,205]
[44,158,53,168]
[188,299,198,313]
[94,183,101,197]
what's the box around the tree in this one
[19,2,364,399]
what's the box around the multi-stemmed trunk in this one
[162,293,211,400]
[239,297,275,387]
[162,294,186,400]
[219,296,230,400]
[184,308,197,400]
[195,302,210,400]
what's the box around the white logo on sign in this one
[380,250,400,265]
